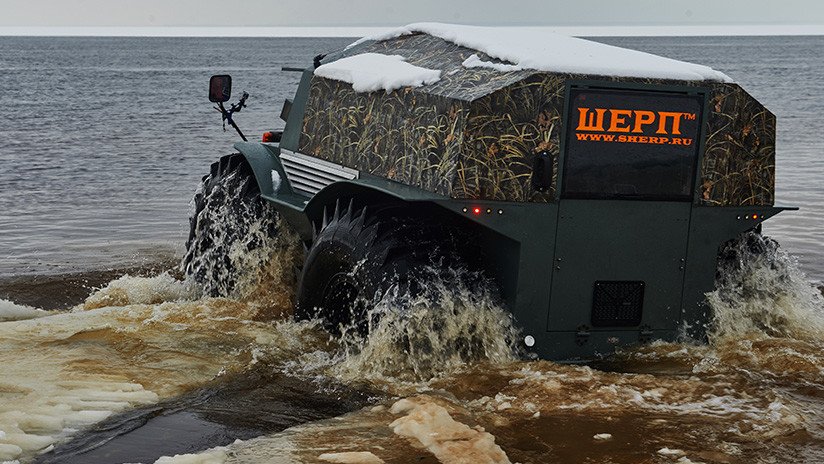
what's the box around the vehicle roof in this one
[323,23,731,101]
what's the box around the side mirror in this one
[209,75,232,103]
[531,151,554,192]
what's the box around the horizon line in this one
[1,24,824,38]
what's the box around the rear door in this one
[547,86,704,334]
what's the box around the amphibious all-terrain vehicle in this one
[187,24,795,361]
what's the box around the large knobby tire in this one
[182,153,276,297]
[295,200,470,335]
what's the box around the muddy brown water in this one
[0,226,822,464]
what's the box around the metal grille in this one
[279,149,358,197]
[591,281,644,327]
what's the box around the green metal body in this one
[231,65,795,361]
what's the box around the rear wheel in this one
[295,200,471,335]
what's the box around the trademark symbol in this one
[682,113,697,120]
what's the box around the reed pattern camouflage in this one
[299,33,774,206]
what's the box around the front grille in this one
[279,149,358,197]
[591,281,644,327]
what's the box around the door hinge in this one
[575,325,591,346]
[639,324,654,344]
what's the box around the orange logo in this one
[575,107,697,146]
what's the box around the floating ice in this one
[389,398,511,464]
[315,53,441,93]
[0,299,48,322]
[318,451,384,463]
[153,444,230,463]
[348,22,732,82]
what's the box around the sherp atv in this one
[184,24,796,361]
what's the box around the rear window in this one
[562,87,703,201]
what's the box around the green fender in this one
[233,141,447,240]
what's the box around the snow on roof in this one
[315,53,441,93]
[348,23,732,83]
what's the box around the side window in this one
[562,88,703,201]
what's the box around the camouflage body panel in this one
[299,77,467,196]
[299,33,775,206]
[701,84,776,206]
[456,73,565,202]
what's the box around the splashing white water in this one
[279,266,519,385]
[337,268,517,382]
[182,165,294,302]
[82,272,198,309]
[707,232,824,342]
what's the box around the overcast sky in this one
[1,0,823,28]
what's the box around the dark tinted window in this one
[563,88,703,200]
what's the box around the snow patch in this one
[348,23,731,82]
[593,433,612,441]
[0,300,48,322]
[315,53,441,93]
[270,169,282,193]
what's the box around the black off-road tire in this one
[295,200,472,335]
[182,153,275,296]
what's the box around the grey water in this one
[0,35,822,279]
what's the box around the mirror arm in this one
[216,101,248,142]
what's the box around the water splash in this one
[708,231,824,342]
[82,272,198,310]
[338,267,517,383]
[181,167,302,308]
[279,266,519,386]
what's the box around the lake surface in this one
[0,36,822,279]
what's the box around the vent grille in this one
[591,281,644,327]
[279,149,358,196]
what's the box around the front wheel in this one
[182,153,278,297]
